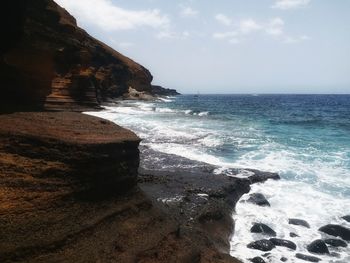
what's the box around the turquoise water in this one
[88,94,350,262]
[165,95,350,196]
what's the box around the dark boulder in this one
[246,169,280,184]
[280,257,288,262]
[247,239,276,251]
[270,238,296,250]
[288,218,310,228]
[251,223,277,236]
[150,85,180,96]
[342,215,350,222]
[324,238,347,248]
[295,253,321,262]
[289,232,299,238]
[307,239,330,254]
[247,193,270,207]
[319,224,350,241]
[250,257,266,263]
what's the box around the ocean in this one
[87,94,350,263]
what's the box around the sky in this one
[55,0,350,94]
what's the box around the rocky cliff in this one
[0,112,244,263]
[1,0,165,112]
[0,1,271,263]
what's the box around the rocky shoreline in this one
[2,1,349,262]
[0,112,279,263]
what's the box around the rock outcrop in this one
[0,112,242,263]
[150,85,180,96]
[1,0,155,112]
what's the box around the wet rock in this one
[319,224,350,241]
[324,238,348,248]
[247,239,275,251]
[290,232,299,238]
[342,215,350,222]
[307,239,330,254]
[250,257,266,263]
[251,223,277,236]
[330,252,341,258]
[280,257,288,262]
[246,170,280,184]
[247,193,270,207]
[288,218,310,228]
[295,253,321,262]
[270,238,297,250]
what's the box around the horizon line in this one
[179,93,350,95]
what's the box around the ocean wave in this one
[198,111,209,116]
[158,97,173,102]
[86,95,350,263]
[155,107,176,113]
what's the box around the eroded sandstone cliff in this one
[1,0,155,112]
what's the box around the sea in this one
[87,94,350,263]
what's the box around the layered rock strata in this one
[1,0,155,112]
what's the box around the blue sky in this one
[55,0,350,94]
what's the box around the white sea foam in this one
[158,97,173,102]
[231,180,350,263]
[85,99,350,263]
[198,111,209,116]
[155,107,176,113]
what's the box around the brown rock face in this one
[0,112,241,263]
[1,0,153,112]
[0,112,140,196]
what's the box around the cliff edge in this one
[1,0,177,112]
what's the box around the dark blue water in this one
[88,94,350,262]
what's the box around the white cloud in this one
[213,17,310,45]
[212,31,238,40]
[265,17,285,36]
[272,0,311,10]
[55,0,169,31]
[156,30,190,40]
[239,19,262,34]
[283,35,311,43]
[212,30,239,44]
[215,14,232,26]
[180,6,198,17]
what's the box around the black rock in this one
[247,239,276,251]
[280,257,288,262]
[330,252,341,258]
[288,218,310,228]
[295,253,321,262]
[250,257,266,263]
[247,193,270,207]
[307,239,330,254]
[319,224,350,241]
[251,223,277,237]
[342,215,350,222]
[289,232,299,238]
[246,169,280,184]
[270,238,297,250]
[324,238,348,248]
